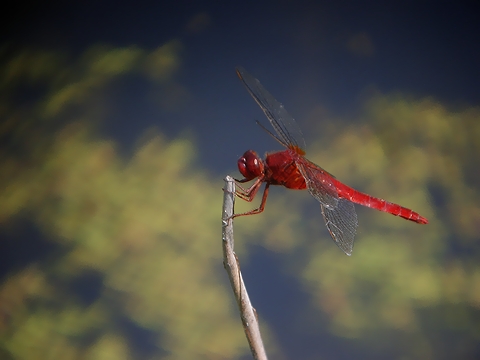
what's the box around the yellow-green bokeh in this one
[1,43,479,360]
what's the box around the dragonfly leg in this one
[234,177,263,201]
[232,182,270,218]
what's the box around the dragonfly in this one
[233,67,428,256]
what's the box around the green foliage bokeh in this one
[0,43,479,360]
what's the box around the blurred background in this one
[1,1,479,359]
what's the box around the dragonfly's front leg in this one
[232,178,270,218]
[234,177,263,202]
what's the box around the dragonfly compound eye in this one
[238,150,264,180]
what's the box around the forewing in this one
[296,158,339,209]
[236,67,306,151]
[321,199,358,256]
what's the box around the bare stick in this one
[222,176,268,360]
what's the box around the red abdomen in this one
[334,180,428,224]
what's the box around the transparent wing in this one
[296,158,339,210]
[321,199,358,256]
[236,67,306,151]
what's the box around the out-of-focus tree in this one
[292,95,480,359]
[0,44,261,360]
[1,42,479,360]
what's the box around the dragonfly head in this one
[238,150,264,180]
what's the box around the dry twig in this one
[222,175,268,360]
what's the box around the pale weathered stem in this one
[222,175,268,360]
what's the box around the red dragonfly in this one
[233,67,428,256]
